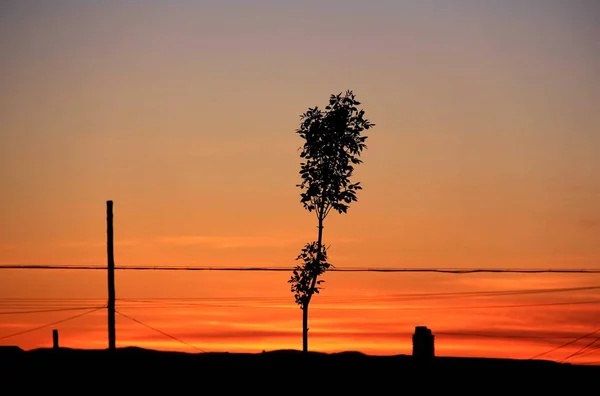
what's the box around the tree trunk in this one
[303,214,324,353]
[316,215,324,259]
[302,303,309,353]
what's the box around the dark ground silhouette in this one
[1,346,597,391]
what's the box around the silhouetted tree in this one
[288,90,375,353]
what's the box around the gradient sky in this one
[1,0,599,363]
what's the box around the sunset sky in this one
[1,0,599,364]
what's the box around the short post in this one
[52,329,59,349]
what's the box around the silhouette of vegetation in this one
[288,90,375,353]
[3,347,597,391]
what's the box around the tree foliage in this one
[296,90,374,218]
[288,90,374,352]
[289,242,330,308]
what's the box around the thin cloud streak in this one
[61,239,142,248]
[152,235,297,249]
[4,295,600,363]
[110,323,600,362]
[58,235,360,250]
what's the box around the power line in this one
[1,264,600,273]
[355,300,600,310]
[117,285,600,302]
[0,286,600,315]
[0,306,105,341]
[436,331,600,340]
[1,284,597,306]
[3,284,598,304]
[1,303,597,361]
[561,335,600,362]
[0,297,107,301]
[568,343,600,360]
[2,284,597,312]
[112,298,600,311]
[0,306,104,315]
[1,284,597,313]
[528,327,600,360]
[115,309,205,353]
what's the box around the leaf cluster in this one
[297,90,375,218]
[288,241,332,308]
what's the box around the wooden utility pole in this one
[107,200,116,350]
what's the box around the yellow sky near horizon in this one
[1,0,599,362]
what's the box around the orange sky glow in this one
[1,1,599,364]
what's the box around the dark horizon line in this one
[2,345,598,366]
[1,264,599,274]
